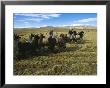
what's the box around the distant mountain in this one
[73,26,96,29]
[40,26,54,29]
[46,25,96,29]
[14,25,96,30]
[46,26,97,29]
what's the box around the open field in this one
[14,28,97,75]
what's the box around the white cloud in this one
[61,25,69,27]
[14,13,61,23]
[75,18,97,23]
[15,19,25,21]
[15,13,41,17]
[72,17,97,27]
[72,23,91,26]
[42,25,48,27]
[49,14,61,18]
[72,24,82,26]
[24,22,29,24]
[28,18,43,22]
[15,13,61,19]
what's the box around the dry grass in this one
[14,29,97,75]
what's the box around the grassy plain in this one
[14,28,97,75]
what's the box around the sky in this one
[13,13,97,28]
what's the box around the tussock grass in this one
[14,29,97,75]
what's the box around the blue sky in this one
[14,13,97,28]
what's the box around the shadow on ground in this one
[14,40,90,60]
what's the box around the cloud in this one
[28,18,43,22]
[75,18,97,23]
[24,22,29,24]
[42,25,48,27]
[56,24,71,27]
[38,14,61,19]
[15,13,41,17]
[15,19,26,22]
[72,23,91,26]
[72,24,83,26]
[15,13,61,17]
[49,14,61,18]
[72,17,97,27]
[15,13,61,19]
[14,13,61,24]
